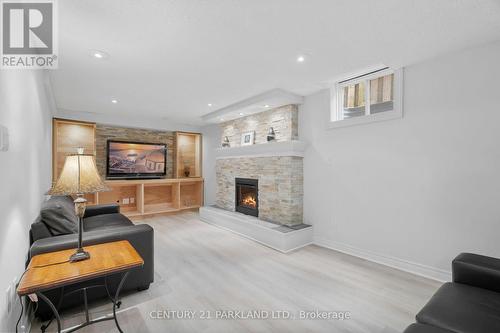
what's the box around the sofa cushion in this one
[30,219,52,243]
[84,213,134,231]
[416,282,500,333]
[404,323,453,333]
[40,196,78,235]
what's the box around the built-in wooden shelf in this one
[52,118,96,184]
[90,178,203,218]
[175,132,202,178]
[144,203,178,214]
[52,118,205,217]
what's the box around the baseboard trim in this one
[314,237,451,282]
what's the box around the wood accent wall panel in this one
[52,118,96,183]
[175,132,202,178]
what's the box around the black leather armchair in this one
[29,199,154,319]
[452,253,500,293]
[404,253,500,333]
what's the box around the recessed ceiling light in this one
[239,112,244,116]
[264,104,270,108]
[296,55,306,63]
[91,50,109,59]
[111,99,118,104]
[208,103,213,107]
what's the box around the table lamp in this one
[48,148,110,262]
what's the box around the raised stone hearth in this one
[200,206,312,253]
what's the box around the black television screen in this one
[106,140,167,179]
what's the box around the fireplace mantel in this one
[215,140,307,159]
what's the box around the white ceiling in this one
[50,0,500,125]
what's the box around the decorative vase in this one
[267,127,276,142]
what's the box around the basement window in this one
[329,67,403,128]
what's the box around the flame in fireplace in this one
[242,194,257,208]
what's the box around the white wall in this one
[0,71,54,331]
[201,124,220,205]
[300,40,500,281]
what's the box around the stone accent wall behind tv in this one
[95,124,175,178]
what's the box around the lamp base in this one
[70,249,90,262]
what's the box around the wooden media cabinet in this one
[87,178,204,218]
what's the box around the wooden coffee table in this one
[17,240,144,333]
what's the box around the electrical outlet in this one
[122,198,130,205]
[5,286,12,313]
[130,197,135,204]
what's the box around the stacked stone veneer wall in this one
[216,156,303,226]
[95,124,175,178]
[220,104,298,147]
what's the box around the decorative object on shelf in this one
[267,127,276,142]
[184,165,191,177]
[48,147,110,262]
[222,136,230,148]
[240,131,255,146]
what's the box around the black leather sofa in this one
[29,196,154,319]
[404,253,500,333]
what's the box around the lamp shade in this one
[48,154,110,195]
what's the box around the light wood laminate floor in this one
[31,211,441,333]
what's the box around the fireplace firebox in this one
[235,178,258,217]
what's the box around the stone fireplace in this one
[235,178,258,217]
[213,104,304,226]
[216,155,303,226]
[201,102,312,252]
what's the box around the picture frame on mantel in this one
[241,131,255,146]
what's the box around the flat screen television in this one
[106,140,167,179]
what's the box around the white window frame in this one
[328,67,404,129]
